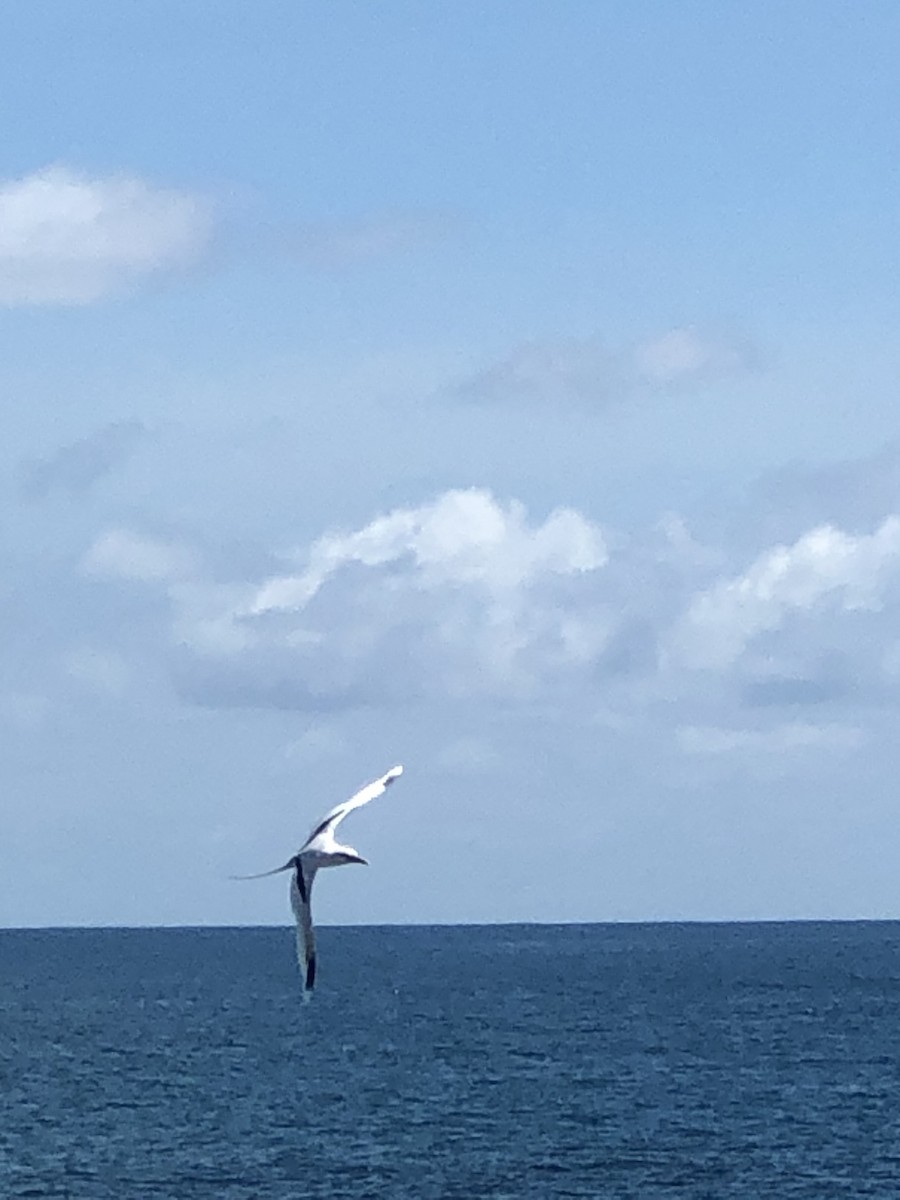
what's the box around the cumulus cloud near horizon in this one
[83,489,613,709]
[0,166,212,305]
[671,517,900,671]
[75,482,900,762]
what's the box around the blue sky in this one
[4,3,900,927]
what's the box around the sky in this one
[4,2,900,928]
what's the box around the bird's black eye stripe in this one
[305,954,316,992]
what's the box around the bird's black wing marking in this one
[305,954,316,992]
[293,858,308,904]
[303,768,401,848]
[306,815,336,843]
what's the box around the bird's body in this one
[236,764,403,999]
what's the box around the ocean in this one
[3,922,900,1198]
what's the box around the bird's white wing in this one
[301,764,403,849]
[290,861,318,999]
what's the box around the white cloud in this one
[0,166,212,305]
[83,490,611,708]
[249,488,607,614]
[672,517,900,670]
[240,490,609,699]
[83,529,196,583]
[74,482,900,739]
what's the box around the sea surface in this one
[3,922,900,1198]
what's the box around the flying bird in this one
[235,765,404,999]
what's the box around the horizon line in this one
[4,916,900,933]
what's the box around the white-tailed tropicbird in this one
[235,765,403,998]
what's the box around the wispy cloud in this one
[633,327,754,385]
[278,210,456,269]
[19,420,149,500]
[677,722,865,756]
[282,724,348,764]
[0,166,212,305]
[64,647,130,696]
[0,691,51,731]
[436,736,501,774]
[451,335,616,409]
[83,528,197,584]
[448,326,756,409]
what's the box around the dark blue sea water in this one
[3,923,900,1198]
